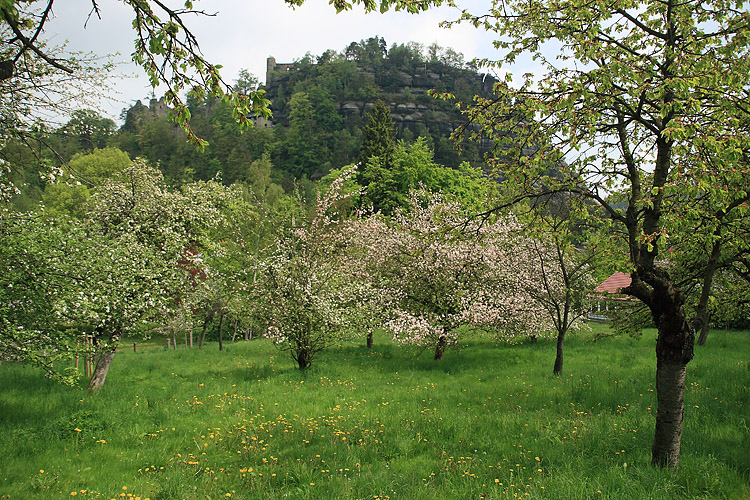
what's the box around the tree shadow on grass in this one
[323,337,543,378]
[0,362,86,434]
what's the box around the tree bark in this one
[87,348,117,391]
[296,349,311,370]
[652,359,688,468]
[652,316,694,468]
[366,330,373,349]
[553,330,565,375]
[696,318,711,346]
[434,336,447,360]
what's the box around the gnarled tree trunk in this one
[87,347,117,391]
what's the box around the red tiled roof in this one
[594,272,632,295]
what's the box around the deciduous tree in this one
[259,167,373,369]
[0,213,81,383]
[352,190,551,359]
[454,0,750,468]
[513,194,597,374]
[69,160,228,389]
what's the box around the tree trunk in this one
[652,359,688,468]
[217,311,224,352]
[696,317,711,346]
[652,318,694,468]
[366,330,373,349]
[87,348,117,391]
[198,315,211,349]
[296,349,311,370]
[171,329,177,350]
[434,336,447,360]
[553,330,565,375]
[695,236,722,346]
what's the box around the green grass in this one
[1,327,749,500]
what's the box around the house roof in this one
[594,272,632,295]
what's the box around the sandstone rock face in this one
[262,55,496,158]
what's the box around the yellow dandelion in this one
[39,470,44,474]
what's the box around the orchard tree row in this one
[0,141,595,388]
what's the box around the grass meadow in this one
[0,326,748,500]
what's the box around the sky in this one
[43,0,527,121]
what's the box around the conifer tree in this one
[357,99,397,213]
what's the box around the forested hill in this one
[262,37,497,144]
[112,38,497,186]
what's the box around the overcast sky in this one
[44,1,537,121]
